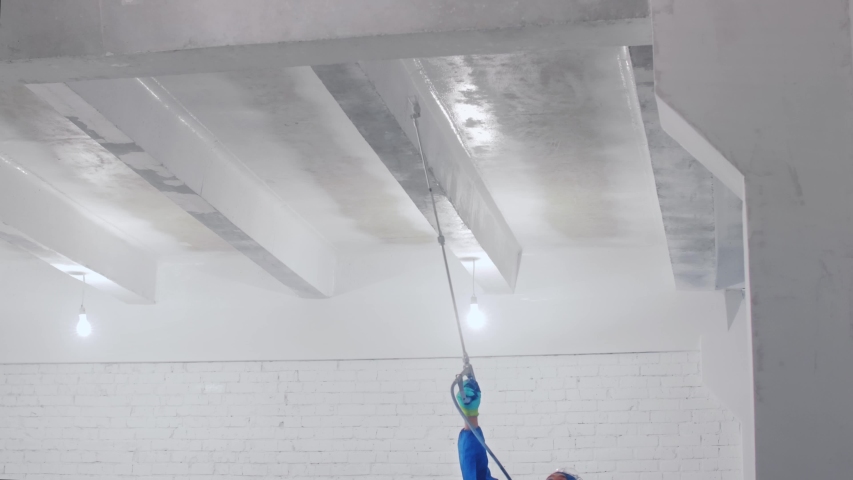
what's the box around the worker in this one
[456,377,582,480]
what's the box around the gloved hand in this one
[456,377,481,417]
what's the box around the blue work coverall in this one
[458,427,498,480]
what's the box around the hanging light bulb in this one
[467,296,486,330]
[77,305,92,337]
[76,274,92,337]
[466,259,487,330]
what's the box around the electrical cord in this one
[410,101,512,480]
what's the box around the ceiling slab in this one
[0,0,650,84]
[68,77,337,298]
[0,48,730,363]
[414,48,665,251]
[315,62,522,293]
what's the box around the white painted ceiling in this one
[0,48,725,363]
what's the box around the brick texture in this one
[0,352,741,480]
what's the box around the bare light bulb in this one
[77,306,92,337]
[466,296,486,330]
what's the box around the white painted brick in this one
[618,459,659,472]
[580,376,620,389]
[600,365,641,377]
[0,352,740,480]
[660,352,691,364]
[639,399,681,411]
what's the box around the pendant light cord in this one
[472,259,476,297]
[411,111,469,366]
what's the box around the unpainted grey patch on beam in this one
[629,45,717,289]
[66,116,104,141]
[100,141,144,157]
[131,168,196,195]
[100,143,194,194]
[313,63,484,255]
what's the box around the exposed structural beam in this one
[629,46,717,289]
[65,79,336,298]
[657,97,745,201]
[0,154,156,304]
[0,0,650,84]
[630,46,746,291]
[315,61,522,293]
[360,60,523,293]
[714,178,745,290]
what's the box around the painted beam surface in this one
[0,0,649,84]
[629,46,716,289]
[0,155,156,304]
[344,60,522,293]
[656,97,745,200]
[713,178,744,290]
[67,79,336,298]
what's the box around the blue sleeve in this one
[458,427,496,480]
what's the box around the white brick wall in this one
[0,352,741,480]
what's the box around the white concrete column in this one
[652,0,853,478]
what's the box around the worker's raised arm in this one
[456,378,496,480]
[457,377,481,429]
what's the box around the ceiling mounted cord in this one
[77,274,92,337]
[410,99,513,480]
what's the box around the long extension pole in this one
[411,108,469,366]
[410,99,512,480]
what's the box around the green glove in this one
[456,378,481,417]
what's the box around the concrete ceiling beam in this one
[656,96,746,201]
[630,46,746,291]
[628,46,717,290]
[0,152,156,304]
[66,79,336,298]
[713,178,744,290]
[315,60,522,293]
[0,0,650,84]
